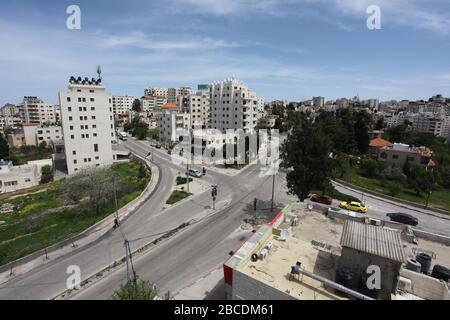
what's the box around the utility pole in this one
[271,173,275,212]
[425,191,432,209]
[186,162,190,193]
[124,240,130,283]
[212,185,218,210]
[113,177,119,221]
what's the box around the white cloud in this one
[169,0,283,16]
[102,31,240,50]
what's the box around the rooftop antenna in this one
[97,65,102,80]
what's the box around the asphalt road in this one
[1,137,448,300]
[0,138,281,300]
[332,182,450,237]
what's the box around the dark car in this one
[310,194,333,205]
[386,212,418,226]
[155,144,162,149]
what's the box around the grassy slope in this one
[342,166,450,212]
[0,161,150,266]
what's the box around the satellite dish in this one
[280,229,289,241]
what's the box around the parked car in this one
[168,149,173,155]
[386,212,418,226]
[188,169,202,178]
[155,144,161,149]
[339,201,368,213]
[310,194,333,205]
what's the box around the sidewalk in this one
[172,267,225,300]
[0,159,160,286]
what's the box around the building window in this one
[73,150,76,155]
[74,160,77,164]
[67,97,71,102]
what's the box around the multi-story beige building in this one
[19,97,58,125]
[144,87,168,98]
[168,87,192,104]
[1,104,20,117]
[112,95,135,115]
[156,109,191,143]
[141,96,167,112]
[188,91,210,129]
[59,76,116,175]
[210,78,263,134]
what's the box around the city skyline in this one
[1,0,450,106]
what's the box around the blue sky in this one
[1,0,450,106]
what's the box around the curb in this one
[0,158,160,277]
[334,179,450,221]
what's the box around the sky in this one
[1,0,450,106]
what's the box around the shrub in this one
[176,176,192,185]
[360,159,379,178]
[386,181,403,197]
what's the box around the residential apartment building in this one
[410,113,450,138]
[210,78,263,134]
[0,115,22,131]
[1,104,20,117]
[19,96,58,125]
[168,87,192,104]
[312,96,325,108]
[59,77,116,175]
[112,95,135,115]
[156,110,191,143]
[144,87,168,98]
[36,126,63,146]
[188,91,210,129]
[141,96,167,112]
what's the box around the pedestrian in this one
[114,218,120,229]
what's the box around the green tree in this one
[354,111,371,154]
[40,165,54,184]
[386,181,403,197]
[407,165,437,196]
[132,99,142,113]
[360,159,379,178]
[112,279,158,300]
[375,117,385,130]
[39,140,47,150]
[0,133,9,160]
[385,123,410,143]
[281,113,335,201]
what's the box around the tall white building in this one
[19,97,58,125]
[210,78,263,133]
[59,76,116,175]
[112,95,135,115]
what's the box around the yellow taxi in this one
[339,201,368,213]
